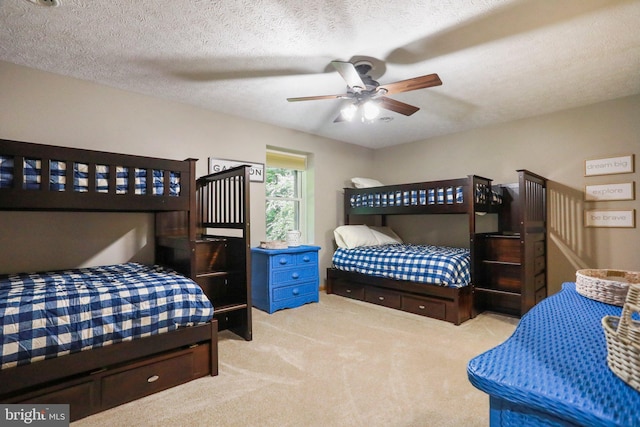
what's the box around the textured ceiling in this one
[1,0,639,149]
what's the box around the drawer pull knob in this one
[147,375,160,383]
[418,305,426,310]
[291,272,299,279]
[302,256,310,262]
[378,296,385,301]
[346,289,352,293]
[279,258,288,265]
[292,288,300,296]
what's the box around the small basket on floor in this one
[602,282,640,392]
[576,269,639,306]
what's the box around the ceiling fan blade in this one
[287,94,346,102]
[378,73,442,95]
[331,61,367,90]
[379,97,420,116]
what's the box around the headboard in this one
[0,139,196,212]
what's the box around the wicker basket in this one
[576,269,640,306]
[602,283,640,392]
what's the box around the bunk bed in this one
[326,171,547,324]
[0,139,220,421]
[327,175,497,325]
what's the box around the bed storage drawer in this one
[331,280,365,300]
[365,288,401,309]
[17,380,97,421]
[402,295,446,320]
[101,344,210,409]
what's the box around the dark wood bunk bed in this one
[0,139,250,420]
[327,175,497,325]
[326,170,547,324]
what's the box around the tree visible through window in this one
[265,167,302,241]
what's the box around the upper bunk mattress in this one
[0,263,213,370]
[332,244,471,288]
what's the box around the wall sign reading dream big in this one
[585,154,634,176]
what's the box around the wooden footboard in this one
[327,268,473,325]
[0,320,218,421]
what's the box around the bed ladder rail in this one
[196,165,250,231]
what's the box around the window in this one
[265,150,307,242]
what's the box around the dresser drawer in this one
[534,240,545,257]
[272,265,318,285]
[534,273,546,291]
[101,344,209,409]
[535,286,547,304]
[272,281,318,302]
[534,255,545,274]
[365,288,401,309]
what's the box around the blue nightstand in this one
[251,245,321,313]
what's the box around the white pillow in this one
[334,225,379,249]
[351,177,384,188]
[369,226,403,244]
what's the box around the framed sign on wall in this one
[584,182,635,201]
[209,158,265,182]
[584,209,635,228]
[584,154,634,177]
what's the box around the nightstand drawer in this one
[272,281,318,302]
[270,250,318,270]
[272,265,318,285]
[296,251,318,265]
[271,254,296,269]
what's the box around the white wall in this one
[1,60,638,295]
[0,61,372,276]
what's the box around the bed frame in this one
[0,139,218,421]
[326,175,497,325]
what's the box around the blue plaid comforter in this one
[332,244,471,287]
[0,263,213,370]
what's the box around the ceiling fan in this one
[287,60,442,122]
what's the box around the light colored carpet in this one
[73,293,518,427]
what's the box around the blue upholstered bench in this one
[468,283,640,427]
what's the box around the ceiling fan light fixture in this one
[362,101,380,121]
[340,103,358,121]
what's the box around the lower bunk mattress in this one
[332,244,471,288]
[0,262,214,370]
